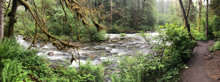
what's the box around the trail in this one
[181,40,220,82]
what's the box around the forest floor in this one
[181,40,220,82]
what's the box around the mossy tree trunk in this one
[0,0,4,38]
[179,0,192,39]
[199,0,202,32]
[110,0,112,28]
[7,0,18,37]
[206,0,209,38]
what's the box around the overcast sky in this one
[159,0,209,5]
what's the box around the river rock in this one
[48,52,55,56]
[93,46,106,50]
[82,47,90,50]
[117,41,123,44]
[106,63,118,70]
[111,39,118,43]
[92,60,102,65]
[80,56,88,59]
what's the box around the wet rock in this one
[80,56,88,59]
[89,55,100,60]
[82,47,90,50]
[92,60,102,65]
[117,41,123,44]
[110,49,118,54]
[48,52,55,56]
[111,39,118,43]
[93,46,106,50]
[106,63,118,70]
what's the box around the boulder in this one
[48,52,54,56]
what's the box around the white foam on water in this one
[70,60,87,67]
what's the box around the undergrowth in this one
[0,38,104,82]
[209,41,220,52]
[0,23,195,82]
[111,23,195,82]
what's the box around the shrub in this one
[0,38,105,82]
[209,41,220,52]
[93,30,107,42]
[111,52,184,82]
[111,23,194,82]
[159,24,195,59]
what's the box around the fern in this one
[209,41,220,52]
[1,59,31,82]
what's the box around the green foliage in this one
[111,52,184,82]
[93,30,107,42]
[158,13,168,25]
[111,23,194,82]
[102,59,114,66]
[107,24,125,33]
[210,16,220,39]
[159,24,195,59]
[52,61,104,82]
[0,38,105,82]
[191,28,207,40]
[120,33,126,39]
[111,53,163,82]
[209,41,220,52]
[1,59,31,82]
[80,26,107,42]
[0,38,24,62]
[211,0,220,16]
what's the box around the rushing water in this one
[16,33,159,68]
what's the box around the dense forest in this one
[0,0,220,82]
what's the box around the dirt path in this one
[181,40,220,82]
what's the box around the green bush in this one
[111,23,194,82]
[160,24,195,59]
[111,52,185,82]
[93,30,107,42]
[52,61,104,82]
[0,38,24,63]
[0,38,105,82]
[211,16,220,39]
[209,41,220,52]
[191,28,207,41]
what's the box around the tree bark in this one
[199,0,202,31]
[110,0,112,28]
[123,0,126,6]
[179,0,192,39]
[186,0,192,18]
[8,0,18,37]
[206,0,209,38]
[0,0,4,38]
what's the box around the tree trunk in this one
[186,0,192,18]
[95,0,96,7]
[175,1,181,17]
[0,0,4,38]
[184,0,192,28]
[179,0,192,39]
[206,0,209,38]
[8,0,18,37]
[199,0,202,31]
[123,0,126,6]
[110,0,112,28]
[210,0,213,20]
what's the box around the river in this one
[16,32,159,68]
